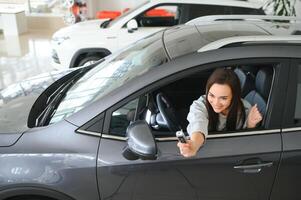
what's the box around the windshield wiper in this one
[36,80,74,126]
[100,19,112,28]
[35,67,92,126]
[44,67,92,105]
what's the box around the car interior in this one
[109,64,275,137]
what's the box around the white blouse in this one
[186,95,251,137]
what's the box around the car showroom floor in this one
[0,29,57,90]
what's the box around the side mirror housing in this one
[126,19,138,33]
[122,120,157,160]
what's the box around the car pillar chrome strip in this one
[155,129,281,141]
[76,129,101,137]
[101,134,128,141]
[282,127,301,132]
[77,130,128,141]
[78,129,281,141]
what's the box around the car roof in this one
[162,15,301,59]
[186,15,301,25]
[148,0,263,9]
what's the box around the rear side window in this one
[187,4,264,21]
[230,7,265,15]
[136,5,180,27]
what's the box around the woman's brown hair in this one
[205,68,245,131]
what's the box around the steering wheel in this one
[156,93,181,132]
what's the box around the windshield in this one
[49,30,167,124]
[107,0,149,28]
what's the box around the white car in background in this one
[51,0,265,69]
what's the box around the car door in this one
[117,4,180,49]
[96,60,287,200]
[270,59,301,200]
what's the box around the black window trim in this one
[76,58,289,141]
[282,59,301,129]
[97,58,288,141]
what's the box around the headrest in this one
[255,67,273,100]
[240,65,258,77]
[234,68,255,97]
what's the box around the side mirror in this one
[126,19,138,33]
[122,120,157,160]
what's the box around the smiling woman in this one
[207,83,233,115]
[177,68,263,157]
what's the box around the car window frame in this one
[95,58,289,141]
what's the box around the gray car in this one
[1,16,301,200]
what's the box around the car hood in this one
[53,19,110,38]
[0,69,73,146]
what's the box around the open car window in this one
[106,62,276,138]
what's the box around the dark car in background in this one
[1,15,301,200]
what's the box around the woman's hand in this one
[247,104,263,128]
[177,140,198,157]
[177,132,205,157]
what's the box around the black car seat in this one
[244,67,273,115]
[234,67,255,98]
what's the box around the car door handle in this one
[234,162,273,173]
